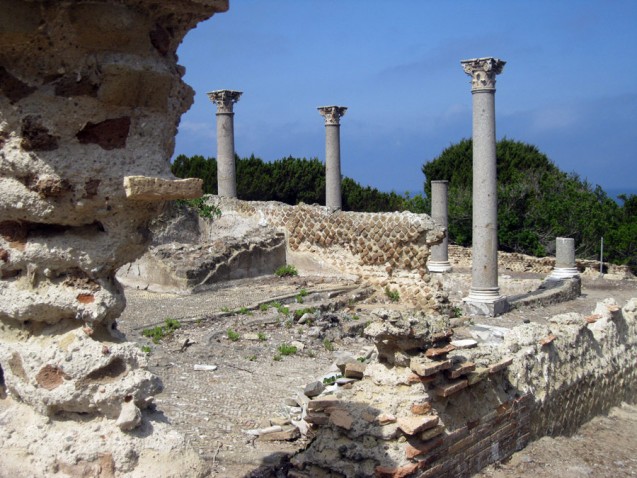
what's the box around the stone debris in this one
[303,380,325,398]
[193,364,217,371]
[450,338,478,349]
[115,399,142,431]
[488,357,514,374]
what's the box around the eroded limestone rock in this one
[0,0,228,475]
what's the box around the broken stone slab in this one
[470,324,511,344]
[449,338,478,349]
[193,364,217,371]
[435,379,468,397]
[397,415,439,436]
[243,425,283,437]
[336,377,358,386]
[257,426,300,441]
[410,357,452,377]
[123,176,203,201]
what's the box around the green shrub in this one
[142,318,181,344]
[275,264,298,277]
[323,339,334,352]
[176,197,221,219]
[226,329,240,341]
[277,343,297,356]
[385,287,400,302]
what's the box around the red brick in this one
[435,379,468,397]
[445,361,476,379]
[410,357,452,377]
[431,328,454,342]
[397,415,439,435]
[496,400,513,415]
[404,437,445,459]
[488,357,513,374]
[425,344,456,358]
[410,400,432,415]
[374,462,419,478]
[539,333,557,346]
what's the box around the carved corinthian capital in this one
[318,106,347,125]
[207,89,243,113]
[461,57,506,92]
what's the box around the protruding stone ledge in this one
[123,176,202,201]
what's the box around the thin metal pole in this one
[600,237,604,275]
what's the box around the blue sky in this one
[174,0,637,195]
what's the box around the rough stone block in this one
[123,176,203,201]
[344,361,366,379]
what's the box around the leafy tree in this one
[421,138,633,267]
[171,154,401,213]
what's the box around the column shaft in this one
[550,237,579,279]
[471,90,499,293]
[460,57,507,316]
[429,180,452,272]
[318,105,347,210]
[217,112,236,197]
[325,124,342,210]
[207,89,242,198]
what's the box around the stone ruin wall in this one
[209,197,449,311]
[289,298,637,478]
[449,244,634,278]
[0,1,227,476]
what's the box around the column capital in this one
[318,106,347,125]
[207,89,243,113]
[460,57,505,92]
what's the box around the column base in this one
[548,267,580,280]
[428,261,452,273]
[462,289,509,317]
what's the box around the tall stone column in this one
[461,57,509,316]
[318,106,347,210]
[207,89,242,197]
[550,237,579,279]
[428,180,452,272]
